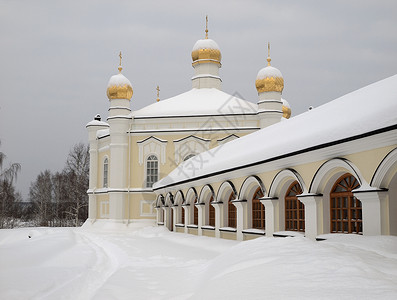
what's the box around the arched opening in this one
[228,192,236,228]
[209,196,215,226]
[252,187,265,229]
[146,155,159,188]
[330,173,362,234]
[285,181,304,232]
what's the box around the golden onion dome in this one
[255,44,284,94]
[191,16,221,66]
[281,98,291,119]
[191,38,222,66]
[106,52,133,100]
[106,73,133,100]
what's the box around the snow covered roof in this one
[86,120,109,128]
[154,75,397,189]
[133,88,257,118]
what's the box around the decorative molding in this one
[137,136,167,165]
[173,135,211,164]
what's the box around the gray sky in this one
[0,0,396,200]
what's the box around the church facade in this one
[85,22,397,241]
[85,24,290,229]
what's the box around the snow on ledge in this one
[242,228,265,235]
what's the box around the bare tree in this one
[0,140,21,228]
[63,143,89,226]
[29,170,53,226]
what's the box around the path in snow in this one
[1,227,397,299]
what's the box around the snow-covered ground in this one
[0,226,396,300]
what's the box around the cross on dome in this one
[118,51,123,73]
[205,15,209,39]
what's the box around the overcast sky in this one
[0,0,396,200]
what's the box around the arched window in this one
[330,174,362,234]
[252,187,265,229]
[209,196,215,226]
[146,155,158,188]
[193,197,198,225]
[184,153,196,161]
[285,181,304,232]
[228,192,236,228]
[103,157,108,188]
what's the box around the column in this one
[260,197,279,237]
[212,202,224,238]
[232,200,247,241]
[353,190,388,236]
[298,195,323,240]
[196,203,205,236]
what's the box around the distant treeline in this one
[0,143,89,228]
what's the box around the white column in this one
[182,205,189,234]
[260,197,279,237]
[353,190,387,236]
[164,206,175,231]
[196,203,205,236]
[298,195,323,240]
[212,202,224,238]
[171,206,177,232]
[232,200,247,241]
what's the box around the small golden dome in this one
[191,39,221,66]
[106,52,133,100]
[255,44,284,94]
[106,73,133,100]
[191,16,221,66]
[282,98,291,119]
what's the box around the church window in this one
[330,174,362,234]
[146,155,159,188]
[228,192,236,228]
[252,187,265,229]
[285,181,304,232]
[103,157,108,188]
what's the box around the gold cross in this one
[156,85,160,102]
[119,51,122,66]
[205,15,208,39]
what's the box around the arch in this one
[371,147,397,189]
[146,154,159,188]
[309,158,367,194]
[155,194,165,207]
[174,190,185,205]
[216,181,238,202]
[165,192,174,207]
[268,168,307,197]
[239,175,266,200]
[199,185,215,204]
[185,187,198,204]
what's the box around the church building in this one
[85,20,291,229]
[85,21,397,241]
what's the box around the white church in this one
[84,20,397,241]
